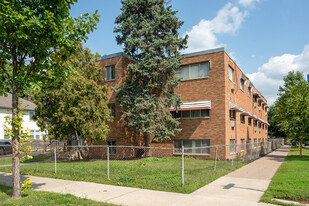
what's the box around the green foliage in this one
[0,0,100,93]
[274,71,309,150]
[4,106,33,162]
[0,157,245,194]
[260,146,309,205]
[33,45,111,142]
[114,0,188,142]
[268,105,286,138]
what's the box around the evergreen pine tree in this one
[114,0,188,154]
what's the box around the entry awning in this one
[170,100,211,111]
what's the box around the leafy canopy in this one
[114,0,188,142]
[0,0,100,94]
[33,45,112,143]
[274,71,309,147]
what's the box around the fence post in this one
[214,146,218,171]
[107,145,110,179]
[242,145,245,162]
[181,145,184,186]
[231,144,234,167]
[54,147,57,174]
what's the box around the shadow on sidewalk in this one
[0,172,46,190]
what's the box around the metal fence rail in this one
[0,141,280,191]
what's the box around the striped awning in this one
[229,103,241,112]
[170,100,211,111]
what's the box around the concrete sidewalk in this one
[0,146,290,206]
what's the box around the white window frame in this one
[229,66,234,82]
[29,111,35,121]
[177,62,210,80]
[106,65,115,81]
[173,139,210,155]
[171,109,210,119]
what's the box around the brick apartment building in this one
[96,47,269,159]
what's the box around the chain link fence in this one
[0,141,280,192]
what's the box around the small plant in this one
[20,178,32,194]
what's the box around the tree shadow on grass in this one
[286,155,309,162]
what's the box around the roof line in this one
[97,52,135,62]
[182,47,225,58]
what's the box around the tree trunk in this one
[11,81,21,199]
[144,133,151,157]
[299,139,302,156]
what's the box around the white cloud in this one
[247,45,309,105]
[184,3,247,53]
[238,0,260,8]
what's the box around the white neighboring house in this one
[0,93,46,140]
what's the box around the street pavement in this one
[0,146,290,206]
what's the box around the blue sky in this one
[70,0,309,104]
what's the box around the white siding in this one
[0,108,45,140]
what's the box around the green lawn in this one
[0,155,51,165]
[261,146,309,205]
[0,156,244,193]
[0,184,114,206]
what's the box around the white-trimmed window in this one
[241,139,245,151]
[229,110,236,120]
[248,86,252,97]
[29,111,35,121]
[177,62,209,80]
[229,66,234,82]
[230,139,235,154]
[174,139,210,155]
[3,129,9,139]
[106,65,115,81]
[29,130,41,140]
[240,78,245,91]
[171,109,209,119]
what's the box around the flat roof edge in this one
[97,52,135,62]
[182,47,225,58]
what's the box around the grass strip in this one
[260,146,309,206]
[0,156,244,193]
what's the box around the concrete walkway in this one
[0,146,290,206]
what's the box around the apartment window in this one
[229,110,236,120]
[254,138,257,147]
[177,62,209,80]
[4,129,9,139]
[253,120,257,127]
[241,139,245,151]
[258,100,262,107]
[107,140,116,155]
[258,122,261,128]
[253,96,257,103]
[258,138,261,143]
[35,130,40,140]
[240,115,245,124]
[106,65,115,81]
[248,86,252,97]
[171,109,210,119]
[240,78,245,91]
[230,139,235,154]
[229,66,234,82]
[174,139,210,155]
[29,111,35,121]
[262,124,264,129]
[248,118,252,126]
[108,104,116,119]
[30,130,34,139]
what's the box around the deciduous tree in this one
[275,71,309,155]
[0,0,99,199]
[33,45,111,153]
